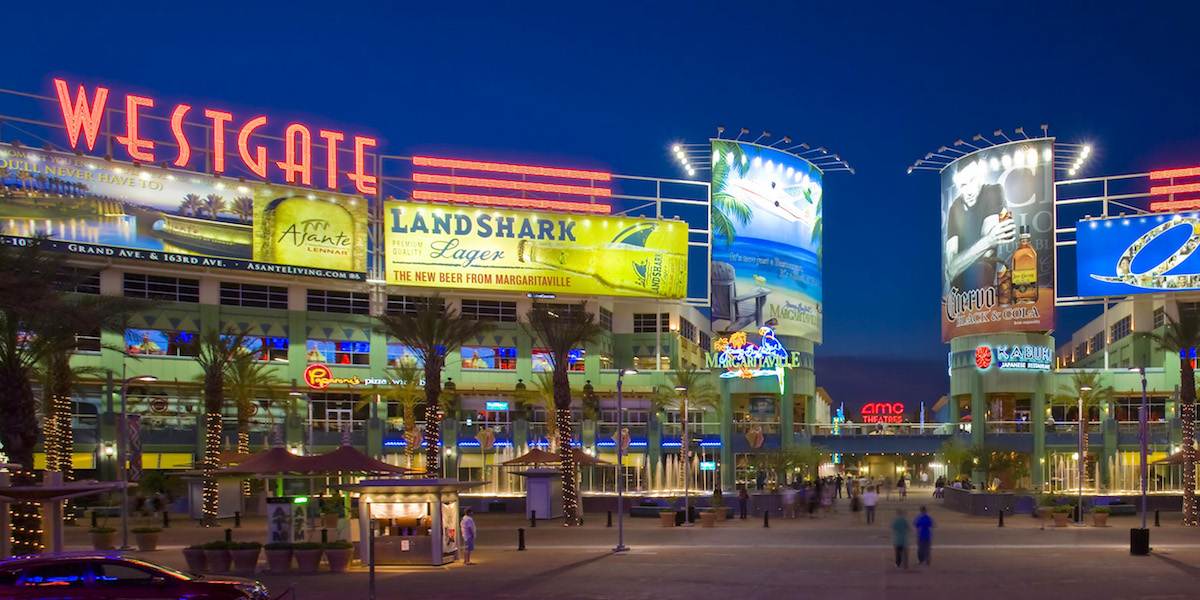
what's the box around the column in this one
[648,412,662,489]
[780,375,795,451]
[970,383,987,486]
[1032,381,1046,492]
[719,383,734,492]
[1101,399,1118,491]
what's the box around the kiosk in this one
[344,479,482,566]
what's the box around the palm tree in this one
[528,372,558,449]
[187,329,248,526]
[378,362,425,468]
[1054,371,1114,490]
[226,346,284,495]
[1151,311,1200,526]
[203,194,225,219]
[710,140,753,246]
[376,299,491,475]
[653,367,719,489]
[232,196,254,224]
[179,193,202,217]
[523,303,604,525]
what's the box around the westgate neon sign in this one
[705,327,802,393]
[52,78,378,194]
[860,402,904,424]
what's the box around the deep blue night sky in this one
[5,2,1200,403]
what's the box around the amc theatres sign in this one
[860,402,905,424]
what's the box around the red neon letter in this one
[318,129,344,190]
[276,123,312,186]
[170,104,192,167]
[114,95,156,162]
[53,78,109,151]
[204,109,233,173]
[237,116,269,178]
[349,136,378,194]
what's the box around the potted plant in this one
[230,541,262,573]
[711,489,727,520]
[659,509,676,527]
[1092,506,1110,527]
[264,542,293,572]
[89,526,116,550]
[293,542,324,573]
[132,526,162,551]
[183,544,207,573]
[1035,494,1058,521]
[203,541,232,573]
[1051,504,1073,527]
[324,540,353,573]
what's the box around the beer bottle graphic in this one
[517,221,687,297]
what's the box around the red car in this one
[0,552,269,599]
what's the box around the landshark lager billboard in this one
[384,200,688,298]
[709,140,822,341]
[0,142,368,279]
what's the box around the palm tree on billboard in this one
[710,141,753,247]
[232,196,254,224]
[1151,312,1200,526]
[203,194,226,220]
[180,194,202,217]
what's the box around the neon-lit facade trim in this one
[410,190,612,214]
[1150,199,1200,212]
[413,156,612,181]
[412,172,612,197]
[1150,166,1200,180]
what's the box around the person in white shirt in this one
[460,508,477,565]
[863,486,879,524]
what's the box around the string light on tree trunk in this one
[202,411,222,525]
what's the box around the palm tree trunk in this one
[422,359,443,476]
[0,364,43,554]
[1081,409,1090,488]
[237,418,251,497]
[1182,359,1197,526]
[557,407,578,524]
[202,375,223,527]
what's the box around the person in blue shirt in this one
[914,505,935,566]
[890,510,910,569]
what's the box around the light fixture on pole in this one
[674,385,690,525]
[614,368,637,553]
[1077,384,1092,525]
[119,374,158,550]
[1130,367,1151,555]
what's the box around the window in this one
[1075,342,1087,360]
[462,346,517,370]
[533,348,586,372]
[19,563,86,587]
[1114,396,1169,422]
[679,318,697,344]
[461,299,517,322]
[386,343,425,368]
[633,313,669,333]
[309,393,367,431]
[58,267,101,294]
[236,336,289,362]
[699,331,712,352]
[125,329,197,357]
[220,282,288,309]
[386,295,443,315]
[307,289,370,314]
[123,273,199,303]
[598,352,614,370]
[632,354,671,371]
[1110,316,1132,342]
[533,302,588,320]
[75,330,102,353]
[94,562,156,585]
[306,340,370,365]
[599,307,613,331]
[601,409,648,424]
[1154,307,1166,329]
[1089,332,1105,355]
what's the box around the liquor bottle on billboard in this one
[1012,226,1038,303]
[517,222,687,297]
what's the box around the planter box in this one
[659,511,676,527]
[134,532,159,552]
[699,512,717,528]
[326,548,352,573]
[265,549,293,573]
[231,548,261,573]
[183,548,207,573]
[204,550,231,573]
[1052,513,1070,528]
[1092,513,1109,527]
[89,531,115,551]
[295,549,324,573]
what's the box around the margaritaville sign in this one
[704,327,808,393]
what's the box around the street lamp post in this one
[614,368,637,553]
[1131,366,1151,554]
[1077,384,1092,525]
[119,374,158,550]
[675,385,689,525]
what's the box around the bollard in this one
[322,529,328,544]
[607,511,612,528]
[763,510,770,528]
[531,510,536,528]
[234,511,241,528]
[518,528,526,551]
[224,528,232,543]
[162,510,169,529]
[1155,510,1161,527]
[998,509,1005,528]
[91,511,98,529]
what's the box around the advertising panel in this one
[384,200,688,298]
[709,140,822,341]
[940,139,1054,341]
[1076,213,1200,296]
[0,142,368,279]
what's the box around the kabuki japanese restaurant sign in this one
[973,344,1052,371]
[384,200,688,298]
[0,142,368,279]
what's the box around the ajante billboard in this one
[940,139,1054,341]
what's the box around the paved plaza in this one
[57,492,1200,599]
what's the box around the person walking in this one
[897,474,907,499]
[846,476,854,500]
[863,485,879,524]
[835,474,844,499]
[934,475,945,498]
[850,488,863,522]
[891,509,911,569]
[914,506,935,566]
[782,484,798,519]
[738,486,749,519]
[460,508,477,565]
